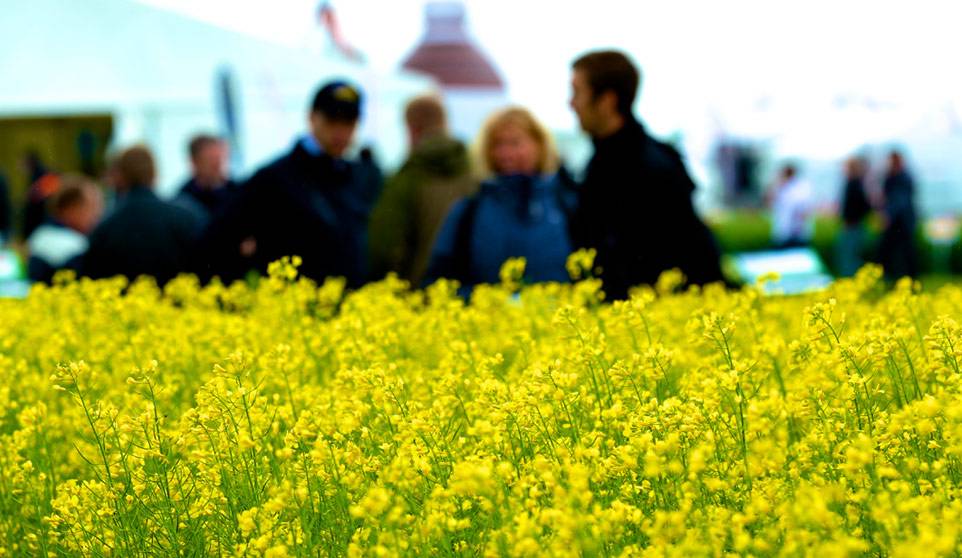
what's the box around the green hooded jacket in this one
[368,135,477,285]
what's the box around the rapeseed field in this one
[1,254,960,557]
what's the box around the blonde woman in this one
[424,107,575,290]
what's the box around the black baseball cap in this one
[311,80,363,121]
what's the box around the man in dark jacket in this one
[200,81,382,286]
[568,50,723,299]
[82,145,201,285]
[878,150,918,280]
[0,172,11,243]
[368,95,476,285]
[173,134,239,226]
[836,156,871,276]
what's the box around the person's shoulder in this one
[641,134,685,169]
[155,196,200,224]
[238,152,297,198]
[176,178,198,195]
[95,202,129,229]
[475,176,504,196]
[223,178,243,193]
[160,195,197,215]
[171,188,207,213]
[249,146,302,181]
[260,151,297,176]
[445,193,476,220]
[28,223,84,249]
[350,150,385,199]
[85,210,122,246]
[351,149,383,178]
[410,136,470,172]
[28,224,87,265]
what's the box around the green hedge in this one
[708,210,962,276]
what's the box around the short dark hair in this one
[188,134,223,160]
[115,145,156,188]
[572,50,640,116]
[781,163,798,180]
[48,174,96,215]
[405,95,447,136]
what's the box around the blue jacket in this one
[425,172,574,288]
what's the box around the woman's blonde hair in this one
[475,106,559,176]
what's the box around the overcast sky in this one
[129,0,962,213]
[138,0,962,138]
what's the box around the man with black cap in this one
[200,80,383,286]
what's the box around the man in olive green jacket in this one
[368,95,476,286]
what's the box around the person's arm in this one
[569,162,605,251]
[368,170,415,280]
[79,226,109,280]
[422,198,470,288]
[27,255,55,284]
[0,175,11,241]
[195,172,263,281]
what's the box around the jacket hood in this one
[406,135,470,178]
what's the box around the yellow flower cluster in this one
[2,256,962,557]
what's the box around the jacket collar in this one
[291,138,349,170]
[299,133,325,157]
[592,115,646,151]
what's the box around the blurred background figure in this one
[0,172,11,244]
[21,151,60,240]
[835,156,871,276]
[81,145,201,285]
[201,81,382,286]
[568,50,722,299]
[768,163,815,249]
[173,134,238,226]
[368,94,476,285]
[879,149,918,280]
[26,175,103,283]
[425,106,573,291]
[714,141,761,207]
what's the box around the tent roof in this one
[0,0,419,114]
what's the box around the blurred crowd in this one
[766,151,918,280]
[0,49,922,297]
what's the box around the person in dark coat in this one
[21,152,60,240]
[568,50,723,300]
[835,156,872,276]
[81,145,201,285]
[424,106,574,292]
[173,134,239,226]
[200,81,382,287]
[0,172,11,244]
[878,150,918,280]
[368,95,477,286]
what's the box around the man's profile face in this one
[310,112,358,159]
[569,69,602,136]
